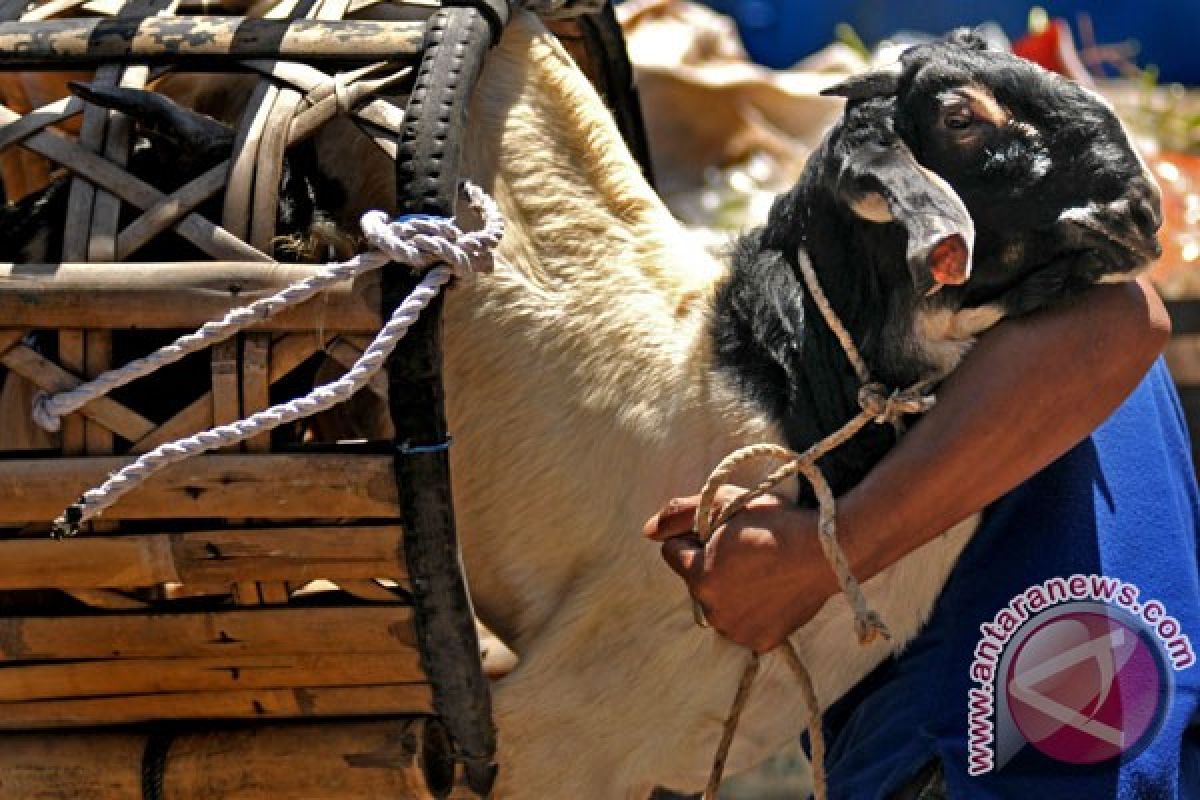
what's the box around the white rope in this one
[33,183,500,432]
[50,183,502,538]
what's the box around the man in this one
[645,277,1199,798]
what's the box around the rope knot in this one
[857,382,935,425]
[359,183,505,278]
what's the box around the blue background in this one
[700,0,1200,85]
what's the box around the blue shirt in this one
[823,358,1200,799]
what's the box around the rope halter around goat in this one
[694,247,937,800]
[44,182,503,539]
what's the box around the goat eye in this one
[943,105,974,130]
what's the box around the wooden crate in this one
[0,0,479,795]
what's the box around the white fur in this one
[438,17,982,796]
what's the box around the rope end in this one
[31,391,62,433]
[50,501,86,540]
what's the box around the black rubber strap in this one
[386,5,499,797]
[445,0,512,44]
[572,2,655,187]
[140,731,173,800]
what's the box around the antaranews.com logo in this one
[967,574,1194,775]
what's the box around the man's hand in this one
[643,488,837,653]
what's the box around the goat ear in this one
[820,63,903,102]
[67,81,235,159]
[837,137,975,288]
[945,26,991,51]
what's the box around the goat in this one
[0,16,1162,798]
[441,22,1159,797]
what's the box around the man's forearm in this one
[841,276,1171,583]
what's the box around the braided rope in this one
[33,184,501,433]
[49,183,503,538]
[695,249,937,800]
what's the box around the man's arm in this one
[644,277,1172,652]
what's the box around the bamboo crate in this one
[0,0,487,794]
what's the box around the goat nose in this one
[1130,193,1162,236]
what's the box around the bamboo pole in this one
[0,453,400,522]
[0,17,424,66]
[0,262,380,331]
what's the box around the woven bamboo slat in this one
[0,17,425,66]
[0,606,418,661]
[0,652,425,701]
[0,453,399,522]
[0,684,434,727]
[0,524,406,589]
[0,262,381,330]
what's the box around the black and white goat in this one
[0,17,1162,798]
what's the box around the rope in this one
[48,183,502,539]
[33,183,500,433]
[695,248,937,800]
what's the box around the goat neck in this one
[714,185,932,502]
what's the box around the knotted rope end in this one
[50,501,86,540]
[31,391,62,433]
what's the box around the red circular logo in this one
[1005,610,1167,765]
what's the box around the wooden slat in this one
[211,337,240,454]
[0,453,400,522]
[0,17,425,66]
[243,335,271,452]
[0,343,157,442]
[0,262,380,331]
[0,720,437,799]
[57,331,86,454]
[0,652,424,701]
[0,683,433,727]
[0,606,417,661]
[0,525,405,589]
[129,392,213,453]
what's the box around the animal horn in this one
[820,62,903,102]
[67,81,235,156]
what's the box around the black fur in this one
[714,33,1162,503]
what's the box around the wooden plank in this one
[0,453,400,522]
[0,17,424,66]
[0,343,158,442]
[0,525,405,589]
[0,652,424,701]
[0,720,438,799]
[0,683,434,727]
[0,262,380,331]
[0,606,417,661]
